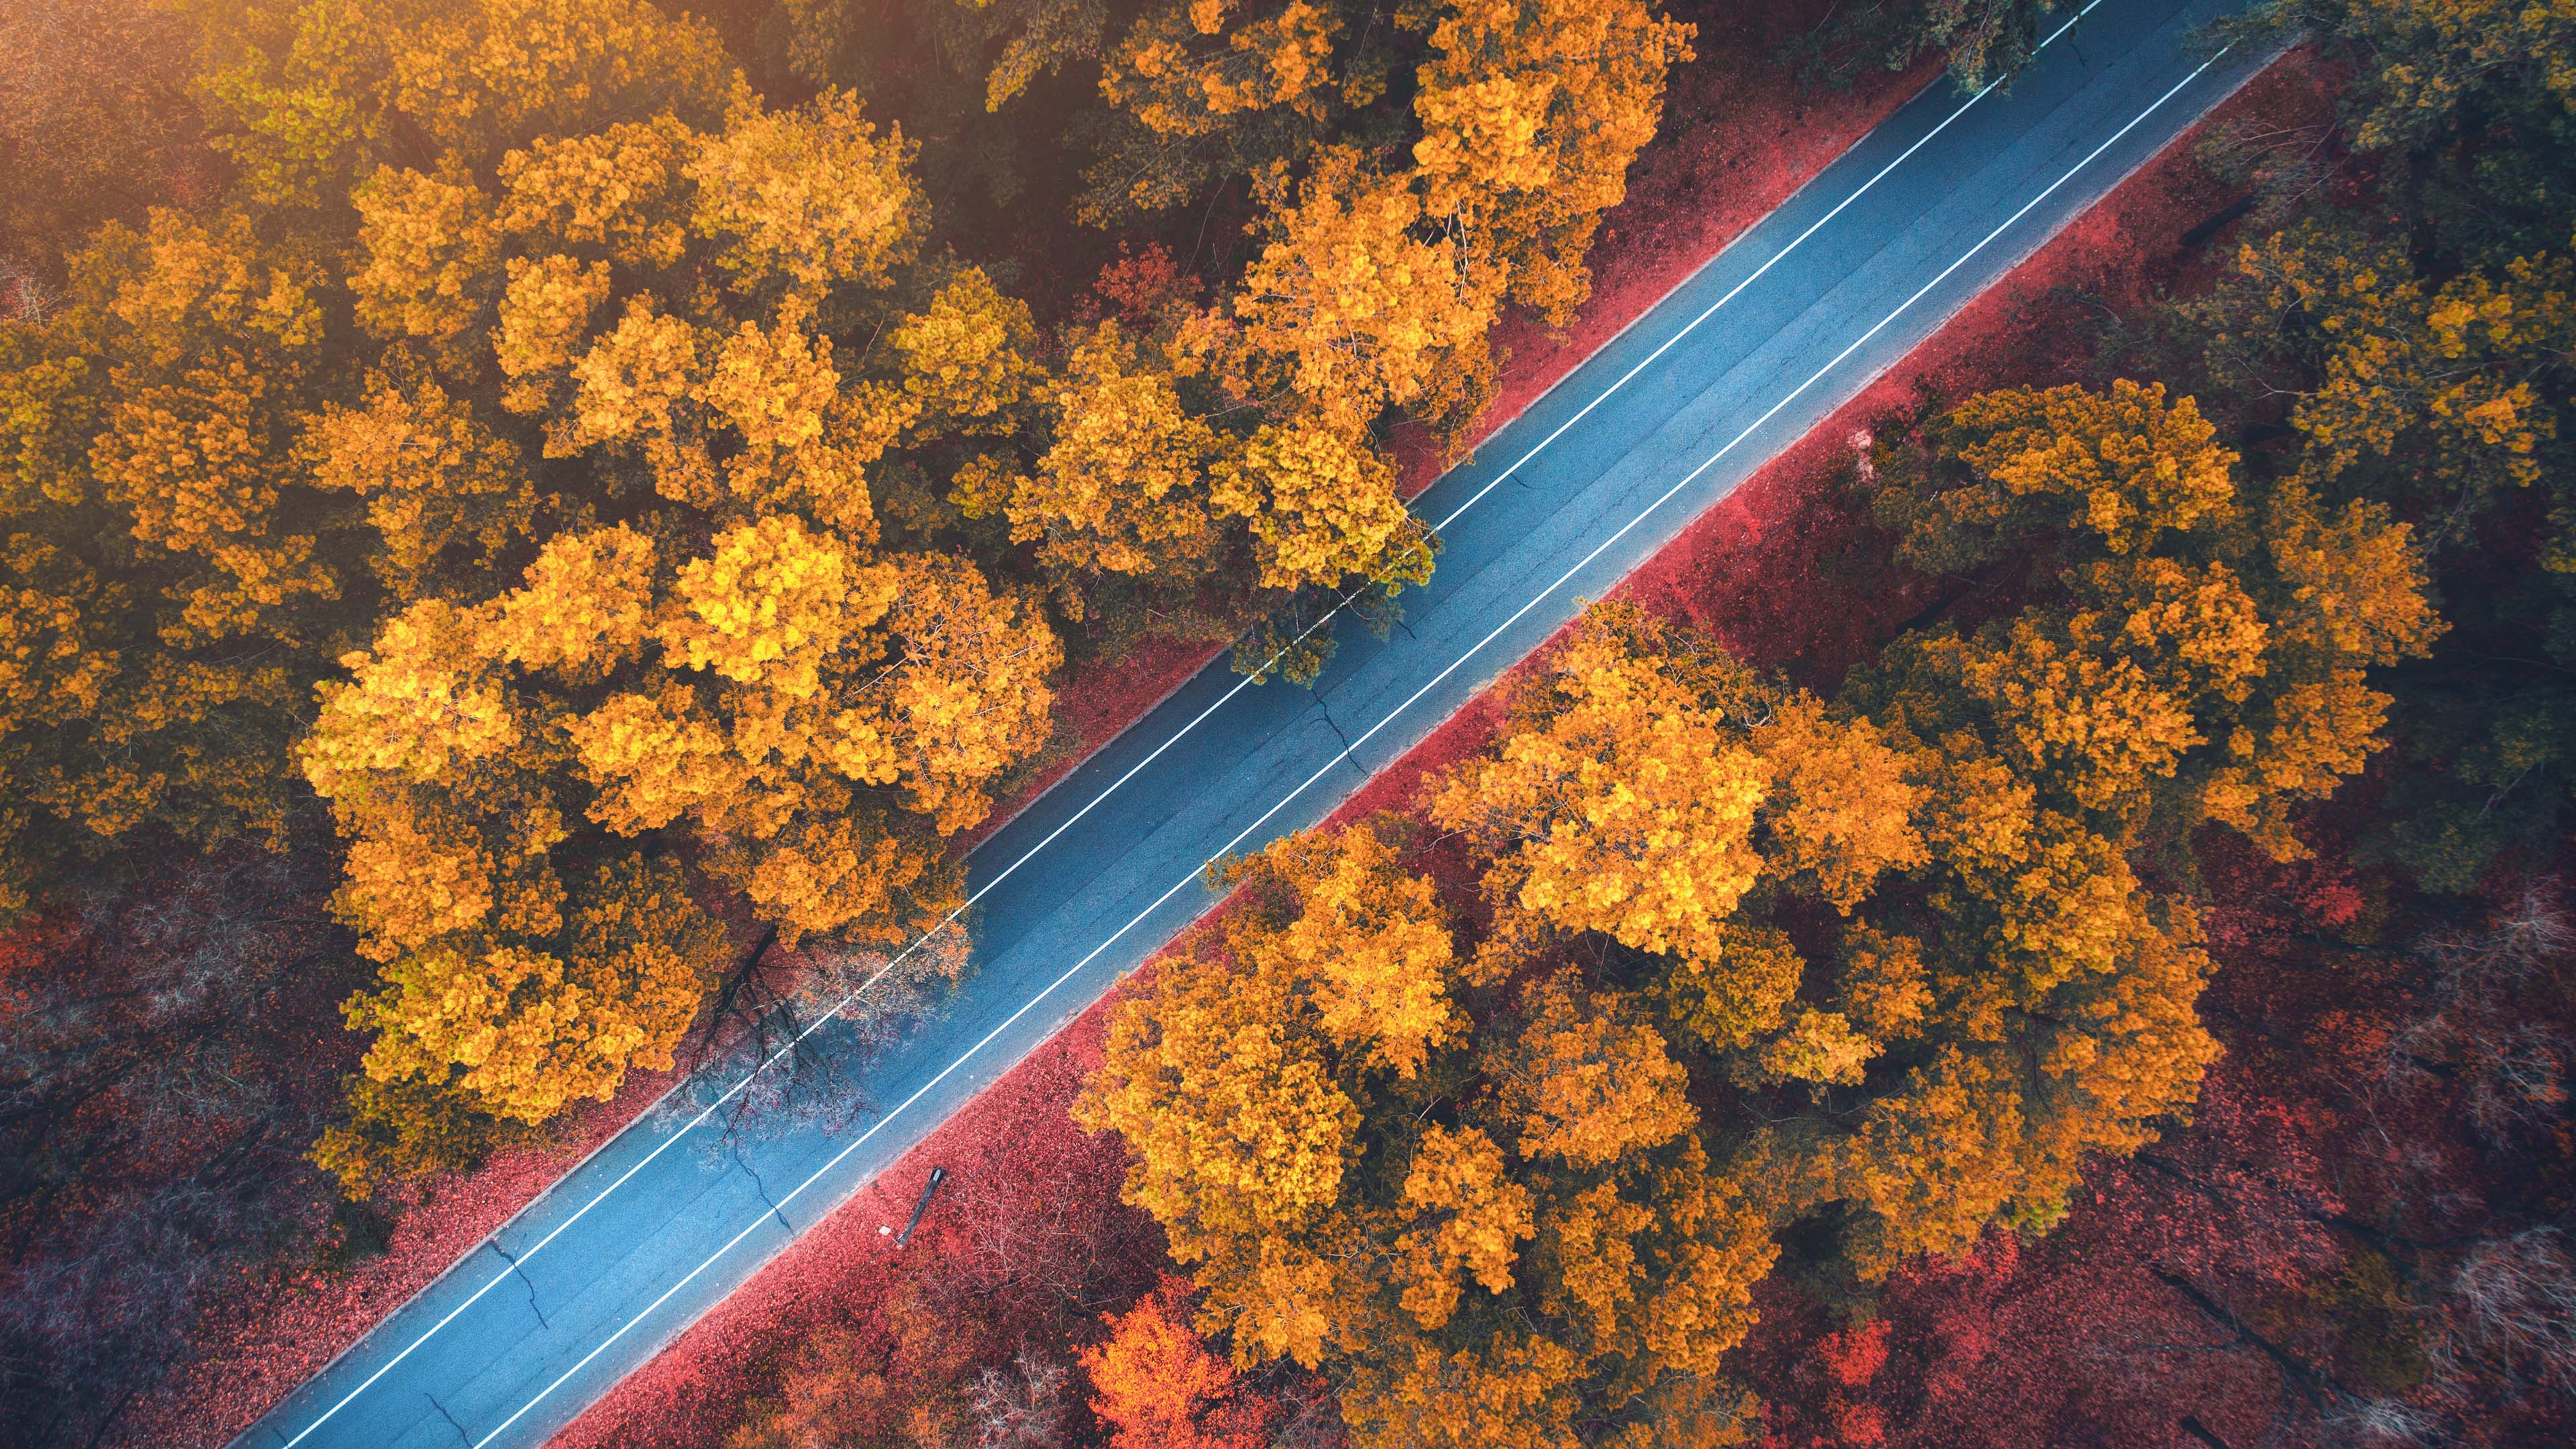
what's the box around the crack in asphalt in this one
[425,1393,470,1448]
[488,1240,547,1330]
[1305,686,1368,779]
[733,1145,795,1234]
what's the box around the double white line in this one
[274,5,2224,1444]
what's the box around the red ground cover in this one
[120,1062,688,1449]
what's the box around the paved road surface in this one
[236,5,2269,1444]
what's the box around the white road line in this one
[266,616,1304,1449]
[468,38,2233,1449]
[273,14,2115,1447]
[1428,0,2104,535]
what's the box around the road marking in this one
[1426,0,2105,536]
[466,36,2233,1449]
[268,12,2117,1446]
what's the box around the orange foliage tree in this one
[1081,1276,1277,1449]
[0,0,1083,1191]
[301,514,1055,1191]
[1090,380,2437,1420]
[1081,820,1770,1449]
[1424,603,2213,1278]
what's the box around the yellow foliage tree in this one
[1223,146,1506,431]
[996,322,1230,584]
[1428,606,1777,967]
[303,520,1057,1175]
[1867,379,2443,855]
[688,88,924,301]
[1048,0,1697,653]
[2216,221,2576,511]
[348,158,503,368]
[191,0,739,207]
[570,295,710,499]
[1750,694,1927,912]
[1430,602,2222,1287]
[2245,0,2576,157]
[698,306,885,537]
[1872,378,2239,571]
[1408,0,1694,321]
[304,364,537,599]
[0,207,352,907]
[84,210,338,641]
[342,857,724,1124]
[496,116,698,272]
[1210,408,1432,592]
[494,251,614,419]
[1102,0,1347,142]
[1088,0,1355,219]
[1081,820,1772,1449]
[891,267,1044,433]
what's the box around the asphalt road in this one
[235,6,2271,1444]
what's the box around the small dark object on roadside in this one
[895,1167,949,1250]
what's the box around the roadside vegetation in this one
[3,1,2571,1448]
[1059,2,2576,1443]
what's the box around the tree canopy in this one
[1080,821,1771,1449]
[1088,375,2441,1439]
[0,0,1702,1197]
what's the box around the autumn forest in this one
[1,0,2571,1447]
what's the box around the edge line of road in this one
[1427,0,2104,533]
[266,11,2104,1446]
[466,34,2240,1449]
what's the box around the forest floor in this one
[127,9,1940,1446]
[542,42,2349,1449]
